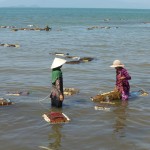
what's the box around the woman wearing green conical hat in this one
[50,57,66,108]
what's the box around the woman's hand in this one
[120,76,126,80]
[59,94,64,101]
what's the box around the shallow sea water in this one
[0,8,150,150]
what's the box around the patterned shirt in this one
[116,67,131,94]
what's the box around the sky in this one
[0,0,150,9]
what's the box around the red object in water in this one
[43,112,70,124]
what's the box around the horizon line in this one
[0,7,150,10]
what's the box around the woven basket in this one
[91,90,121,102]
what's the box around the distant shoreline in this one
[0,7,150,10]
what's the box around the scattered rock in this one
[11,25,52,32]
[66,60,81,64]
[0,43,20,48]
[0,98,13,106]
[87,26,111,30]
[6,91,30,96]
[49,52,69,56]
[0,26,16,29]
[64,88,79,95]
[66,57,94,64]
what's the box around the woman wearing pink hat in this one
[110,60,131,100]
[50,57,67,108]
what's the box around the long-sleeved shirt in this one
[116,67,131,93]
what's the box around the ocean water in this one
[0,8,150,150]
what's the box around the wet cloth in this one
[116,68,131,100]
[51,68,62,84]
[50,68,64,108]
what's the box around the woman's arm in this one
[122,68,131,80]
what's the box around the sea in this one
[0,8,150,150]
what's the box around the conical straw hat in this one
[51,57,66,69]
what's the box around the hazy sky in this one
[0,0,149,9]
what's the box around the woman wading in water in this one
[110,60,131,100]
[50,58,66,108]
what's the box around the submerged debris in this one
[87,26,119,30]
[49,52,94,64]
[87,26,111,30]
[94,105,110,111]
[63,88,79,95]
[49,52,69,56]
[11,25,52,32]
[0,43,20,48]
[0,98,13,106]
[66,60,81,64]
[0,26,16,29]
[139,90,149,96]
[6,91,30,96]
[66,57,94,64]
